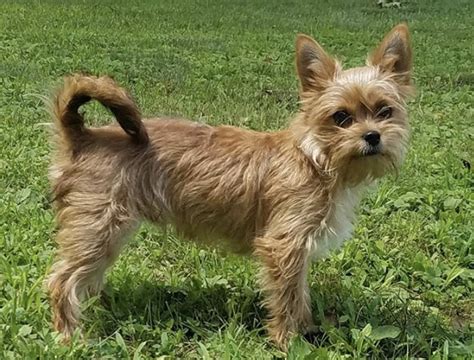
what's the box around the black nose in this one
[363,131,380,146]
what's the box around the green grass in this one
[1,0,472,358]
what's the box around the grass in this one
[0,0,472,358]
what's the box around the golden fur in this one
[47,24,413,349]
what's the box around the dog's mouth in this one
[360,145,381,157]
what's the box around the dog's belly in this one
[308,187,363,259]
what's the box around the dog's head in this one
[292,24,413,185]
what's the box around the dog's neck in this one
[289,127,373,192]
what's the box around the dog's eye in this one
[333,111,353,127]
[376,106,392,119]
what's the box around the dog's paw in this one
[302,326,322,344]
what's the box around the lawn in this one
[0,0,472,358]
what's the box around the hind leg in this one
[47,201,138,340]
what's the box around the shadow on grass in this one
[89,278,266,340]
[87,275,352,342]
[83,273,461,357]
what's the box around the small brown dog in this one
[47,24,413,349]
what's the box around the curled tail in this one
[53,74,149,146]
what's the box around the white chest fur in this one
[308,186,364,259]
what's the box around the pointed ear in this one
[296,34,337,94]
[369,23,412,85]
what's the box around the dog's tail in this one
[52,74,149,147]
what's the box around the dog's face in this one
[294,24,413,185]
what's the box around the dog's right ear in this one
[296,34,337,94]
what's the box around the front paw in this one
[302,325,322,344]
[267,320,293,351]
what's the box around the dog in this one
[46,23,413,349]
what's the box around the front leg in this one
[254,236,313,349]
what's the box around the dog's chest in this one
[308,187,363,259]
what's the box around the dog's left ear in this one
[369,23,413,86]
